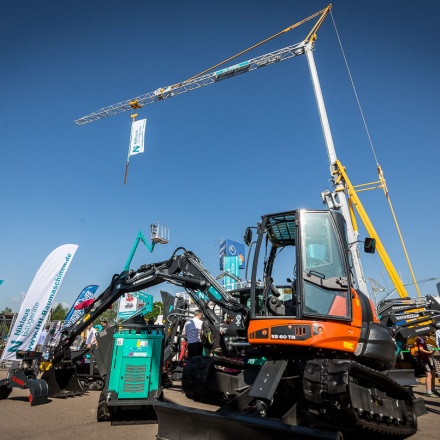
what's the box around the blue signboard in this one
[222,256,241,291]
[219,239,245,270]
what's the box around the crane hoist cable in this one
[330,11,421,297]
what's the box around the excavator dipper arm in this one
[43,248,249,397]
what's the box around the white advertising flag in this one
[1,244,78,361]
[129,118,147,157]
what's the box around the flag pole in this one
[124,113,138,185]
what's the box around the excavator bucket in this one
[41,364,84,398]
[154,401,343,440]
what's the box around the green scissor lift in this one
[97,322,165,422]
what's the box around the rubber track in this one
[304,359,417,438]
[97,390,111,422]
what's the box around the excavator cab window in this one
[250,209,351,321]
[298,211,351,320]
[250,211,299,318]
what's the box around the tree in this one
[51,303,68,321]
[145,301,164,322]
[99,307,118,326]
[0,307,12,314]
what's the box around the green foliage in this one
[0,308,13,340]
[0,322,9,339]
[51,303,69,321]
[144,301,164,322]
[99,307,118,326]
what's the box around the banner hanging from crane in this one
[0,244,78,361]
[129,118,147,156]
[124,118,147,184]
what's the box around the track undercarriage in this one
[164,355,422,440]
[302,359,419,438]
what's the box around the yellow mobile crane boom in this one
[325,160,419,299]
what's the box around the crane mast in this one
[304,41,368,294]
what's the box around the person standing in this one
[417,334,439,398]
[36,326,49,351]
[183,310,204,358]
[85,322,97,349]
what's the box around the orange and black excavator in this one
[155,209,426,440]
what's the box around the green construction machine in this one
[96,320,165,422]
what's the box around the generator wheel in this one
[97,390,111,422]
[95,379,105,391]
[0,384,12,400]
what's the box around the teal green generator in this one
[96,323,165,422]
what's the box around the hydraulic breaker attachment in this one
[154,401,343,440]
[41,363,84,398]
[0,351,49,406]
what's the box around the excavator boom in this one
[41,248,249,397]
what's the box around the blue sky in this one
[1,0,439,313]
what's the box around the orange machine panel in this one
[248,319,362,353]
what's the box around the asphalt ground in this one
[1,369,440,440]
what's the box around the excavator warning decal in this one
[343,341,354,350]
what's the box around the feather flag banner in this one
[124,118,147,184]
[1,244,78,361]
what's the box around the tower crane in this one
[74,5,374,293]
[74,5,331,126]
[73,4,423,303]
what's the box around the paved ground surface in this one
[1,369,439,440]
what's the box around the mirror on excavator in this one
[364,237,376,254]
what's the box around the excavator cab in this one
[247,209,397,371]
[249,209,352,322]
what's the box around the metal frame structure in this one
[74,42,308,126]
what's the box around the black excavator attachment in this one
[0,350,48,406]
[155,400,343,440]
[40,361,84,398]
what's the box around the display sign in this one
[219,239,245,270]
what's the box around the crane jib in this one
[74,41,307,125]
